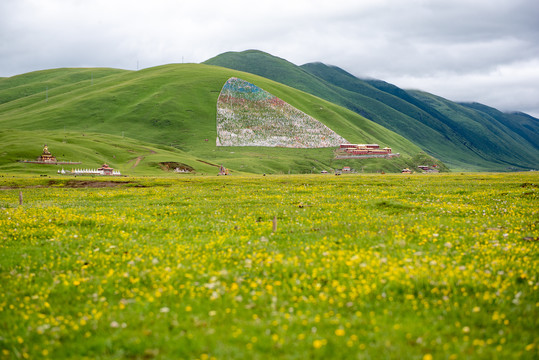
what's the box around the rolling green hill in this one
[459,104,539,149]
[0,129,218,176]
[0,64,438,175]
[407,90,539,171]
[205,50,539,171]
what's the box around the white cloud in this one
[385,59,539,117]
[1,0,538,117]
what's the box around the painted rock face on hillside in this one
[216,77,348,148]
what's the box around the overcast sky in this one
[2,0,539,117]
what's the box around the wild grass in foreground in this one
[0,173,537,359]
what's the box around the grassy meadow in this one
[0,172,537,359]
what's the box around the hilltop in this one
[205,50,539,171]
[0,64,437,175]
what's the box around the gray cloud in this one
[1,0,538,117]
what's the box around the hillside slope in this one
[0,64,435,175]
[407,90,539,170]
[0,129,218,176]
[205,50,539,171]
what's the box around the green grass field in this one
[0,173,537,359]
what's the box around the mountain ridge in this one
[205,50,539,171]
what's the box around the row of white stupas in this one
[57,164,121,176]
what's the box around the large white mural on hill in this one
[216,77,348,148]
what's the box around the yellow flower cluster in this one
[0,173,537,359]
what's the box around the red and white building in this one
[336,144,399,158]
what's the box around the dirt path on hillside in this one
[132,156,144,168]
[131,149,156,168]
[196,159,220,167]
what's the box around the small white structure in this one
[174,168,191,173]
